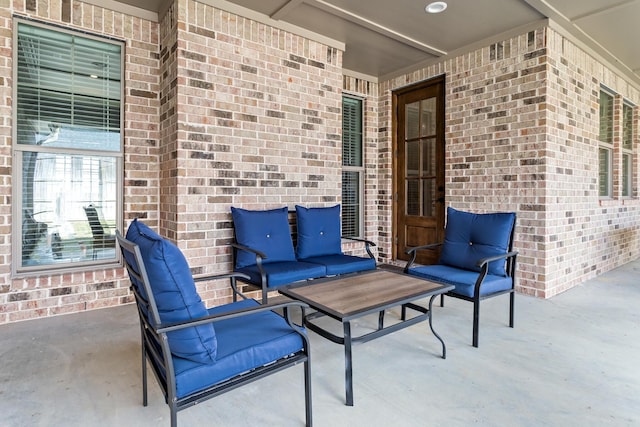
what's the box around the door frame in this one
[392,75,446,262]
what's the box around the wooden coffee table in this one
[279,268,454,406]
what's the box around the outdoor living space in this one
[2,1,640,426]
[1,258,638,426]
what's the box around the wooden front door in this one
[394,76,446,264]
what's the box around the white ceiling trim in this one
[525,0,640,88]
[310,0,447,57]
[270,0,305,20]
[202,0,346,51]
[571,0,637,22]
[379,19,550,83]
[82,0,158,21]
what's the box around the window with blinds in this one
[342,96,364,237]
[14,19,123,273]
[622,102,634,197]
[598,89,614,198]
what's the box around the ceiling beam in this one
[308,0,447,57]
[271,0,305,20]
[524,0,640,88]
[572,0,637,21]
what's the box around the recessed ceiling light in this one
[425,2,447,14]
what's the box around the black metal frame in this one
[280,269,453,407]
[229,209,376,303]
[116,231,313,427]
[403,216,518,348]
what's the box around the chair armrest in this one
[229,242,267,260]
[342,236,376,247]
[342,236,377,259]
[194,271,252,300]
[404,242,443,271]
[474,251,519,295]
[475,250,519,268]
[156,299,310,333]
[194,272,251,283]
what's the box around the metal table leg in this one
[344,321,354,406]
[428,295,447,359]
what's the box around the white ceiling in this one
[107,0,640,85]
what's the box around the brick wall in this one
[379,26,640,298]
[1,0,639,323]
[0,0,159,322]
[543,28,640,295]
[166,0,345,304]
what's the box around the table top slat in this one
[279,269,452,319]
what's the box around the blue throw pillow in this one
[125,219,217,364]
[295,205,343,259]
[438,207,515,276]
[231,207,296,269]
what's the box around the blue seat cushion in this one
[300,254,376,276]
[236,261,327,288]
[295,205,342,259]
[439,207,515,277]
[408,264,513,298]
[231,207,296,269]
[172,299,305,398]
[125,219,217,364]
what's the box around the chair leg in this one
[304,359,313,427]
[472,299,480,348]
[378,310,385,330]
[170,405,177,427]
[142,343,148,406]
[509,291,515,328]
[440,294,445,307]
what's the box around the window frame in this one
[622,101,634,198]
[11,18,124,277]
[341,94,365,238]
[598,88,614,199]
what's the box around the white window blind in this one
[622,103,634,197]
[598,89,614,198]
[342,96,364,237]
[14,20,123,273]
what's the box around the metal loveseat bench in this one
[230,205,377,303]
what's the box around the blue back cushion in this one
[438,207,515,277]
[125,219,217,364]
[295,205,343,259]
[231,207,296,269]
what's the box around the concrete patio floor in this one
[1,258,639,427]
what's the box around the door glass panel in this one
[406,179,419,215]
[421,138,436,176]
[421,98,436,136]
[405,102,420,139]
[422,179,436,217]
[406,141,419,176]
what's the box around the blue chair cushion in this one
[295,205,342,259]
[300,254,376,276]
[231,207,296,269]
[125,219,217,364]
[172,299,305,398]
[439,207,515,277]
[408,264,513,298]
[236,261,327,288]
